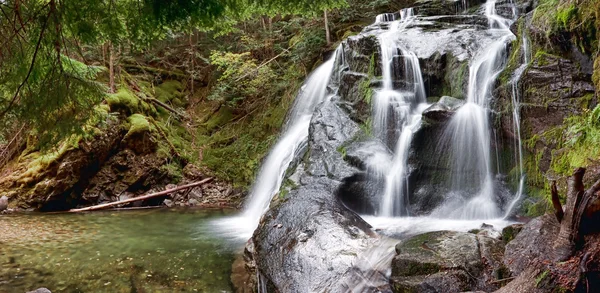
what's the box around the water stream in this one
[1,209,238,292]
[432,0,516,220]
[504,32,531,218]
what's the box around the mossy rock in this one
[502,224,524,243]
[154,80,186,106]
[122,114,157,155]
[106,88,139,114]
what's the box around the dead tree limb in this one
[69,177,213,212]
[553,168,600,261]
[551,180,564,222]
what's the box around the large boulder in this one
[390,231,507,292]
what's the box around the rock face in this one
[390,231,507,293]
[502,215,559,276]
[0,115,233,211]
[251,0,526,291]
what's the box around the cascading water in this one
[213,48,339,238]
[433,0,516,220]
[372,9,428,217]
[504,33,531,218]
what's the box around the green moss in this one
[154,80,185,105]
[106,88,139,114]
[17,136,81,185]
[535,270,550,287]
[125,114,153,138]
[196,85,295,188]
[555,4,577,29]
[160,162,183,182]
[201,106,234,133]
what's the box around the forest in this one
[1,0,600,292]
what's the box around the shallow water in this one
[0,209,241,293]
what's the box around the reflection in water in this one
[1,209,240,292]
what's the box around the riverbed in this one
[0,209,241,292]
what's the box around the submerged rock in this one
[0,195,7,211]
[26,289,51,293]
[390,231,507,292]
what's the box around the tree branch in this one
[0,4,51,119]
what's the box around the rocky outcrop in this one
[0,114,235,211]
[390,230,508,293]
[422,96,465,122]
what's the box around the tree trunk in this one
[189,33,194,94]
[324,10,331,46]
[553,168,600,261]
[108,41,115,93]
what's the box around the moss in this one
[555,4,577,29]
[154,80,185,106]
[501,225,522,243]
[201,106,234,133]
[160,162,183,182]
[196,82,295,188]
[535,270,550,287]
[593,56,600,91]
[106,88,139,114]
[125,114,153,138]
[17,136,81,185]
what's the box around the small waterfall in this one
[435,0,515,219]
[214,48,339,238]
[504,33,531,218]
[372,11,427,217]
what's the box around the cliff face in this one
[496,0,599,215]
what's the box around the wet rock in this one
[305,100,361,180]
[501,223,524,243]
[163,199,174,207]
[503,215,559,276]
[0,195,7,211]
[391,231,506,292]
[253,175,378,292]
[337,172,383,215]
[422,96,465,121]
[415,0,484,17]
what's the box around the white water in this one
[213,49,338,239]
[434,0,515,220]
[372,9,428,217]
[504,33,531,218]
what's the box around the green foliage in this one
[549,106,600,175]
[208,51,276,106]
[154,80,185,107]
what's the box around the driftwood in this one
[552,168,600,261]
[69,177,213,212]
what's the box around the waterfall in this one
[504,33,531,218]
[372,10,427,217]
[434,0,515,219]
[213,48,339,238]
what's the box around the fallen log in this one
[69,177,213,212]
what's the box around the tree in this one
[0,0,347,145]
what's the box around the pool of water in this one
[0,208,243,293]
